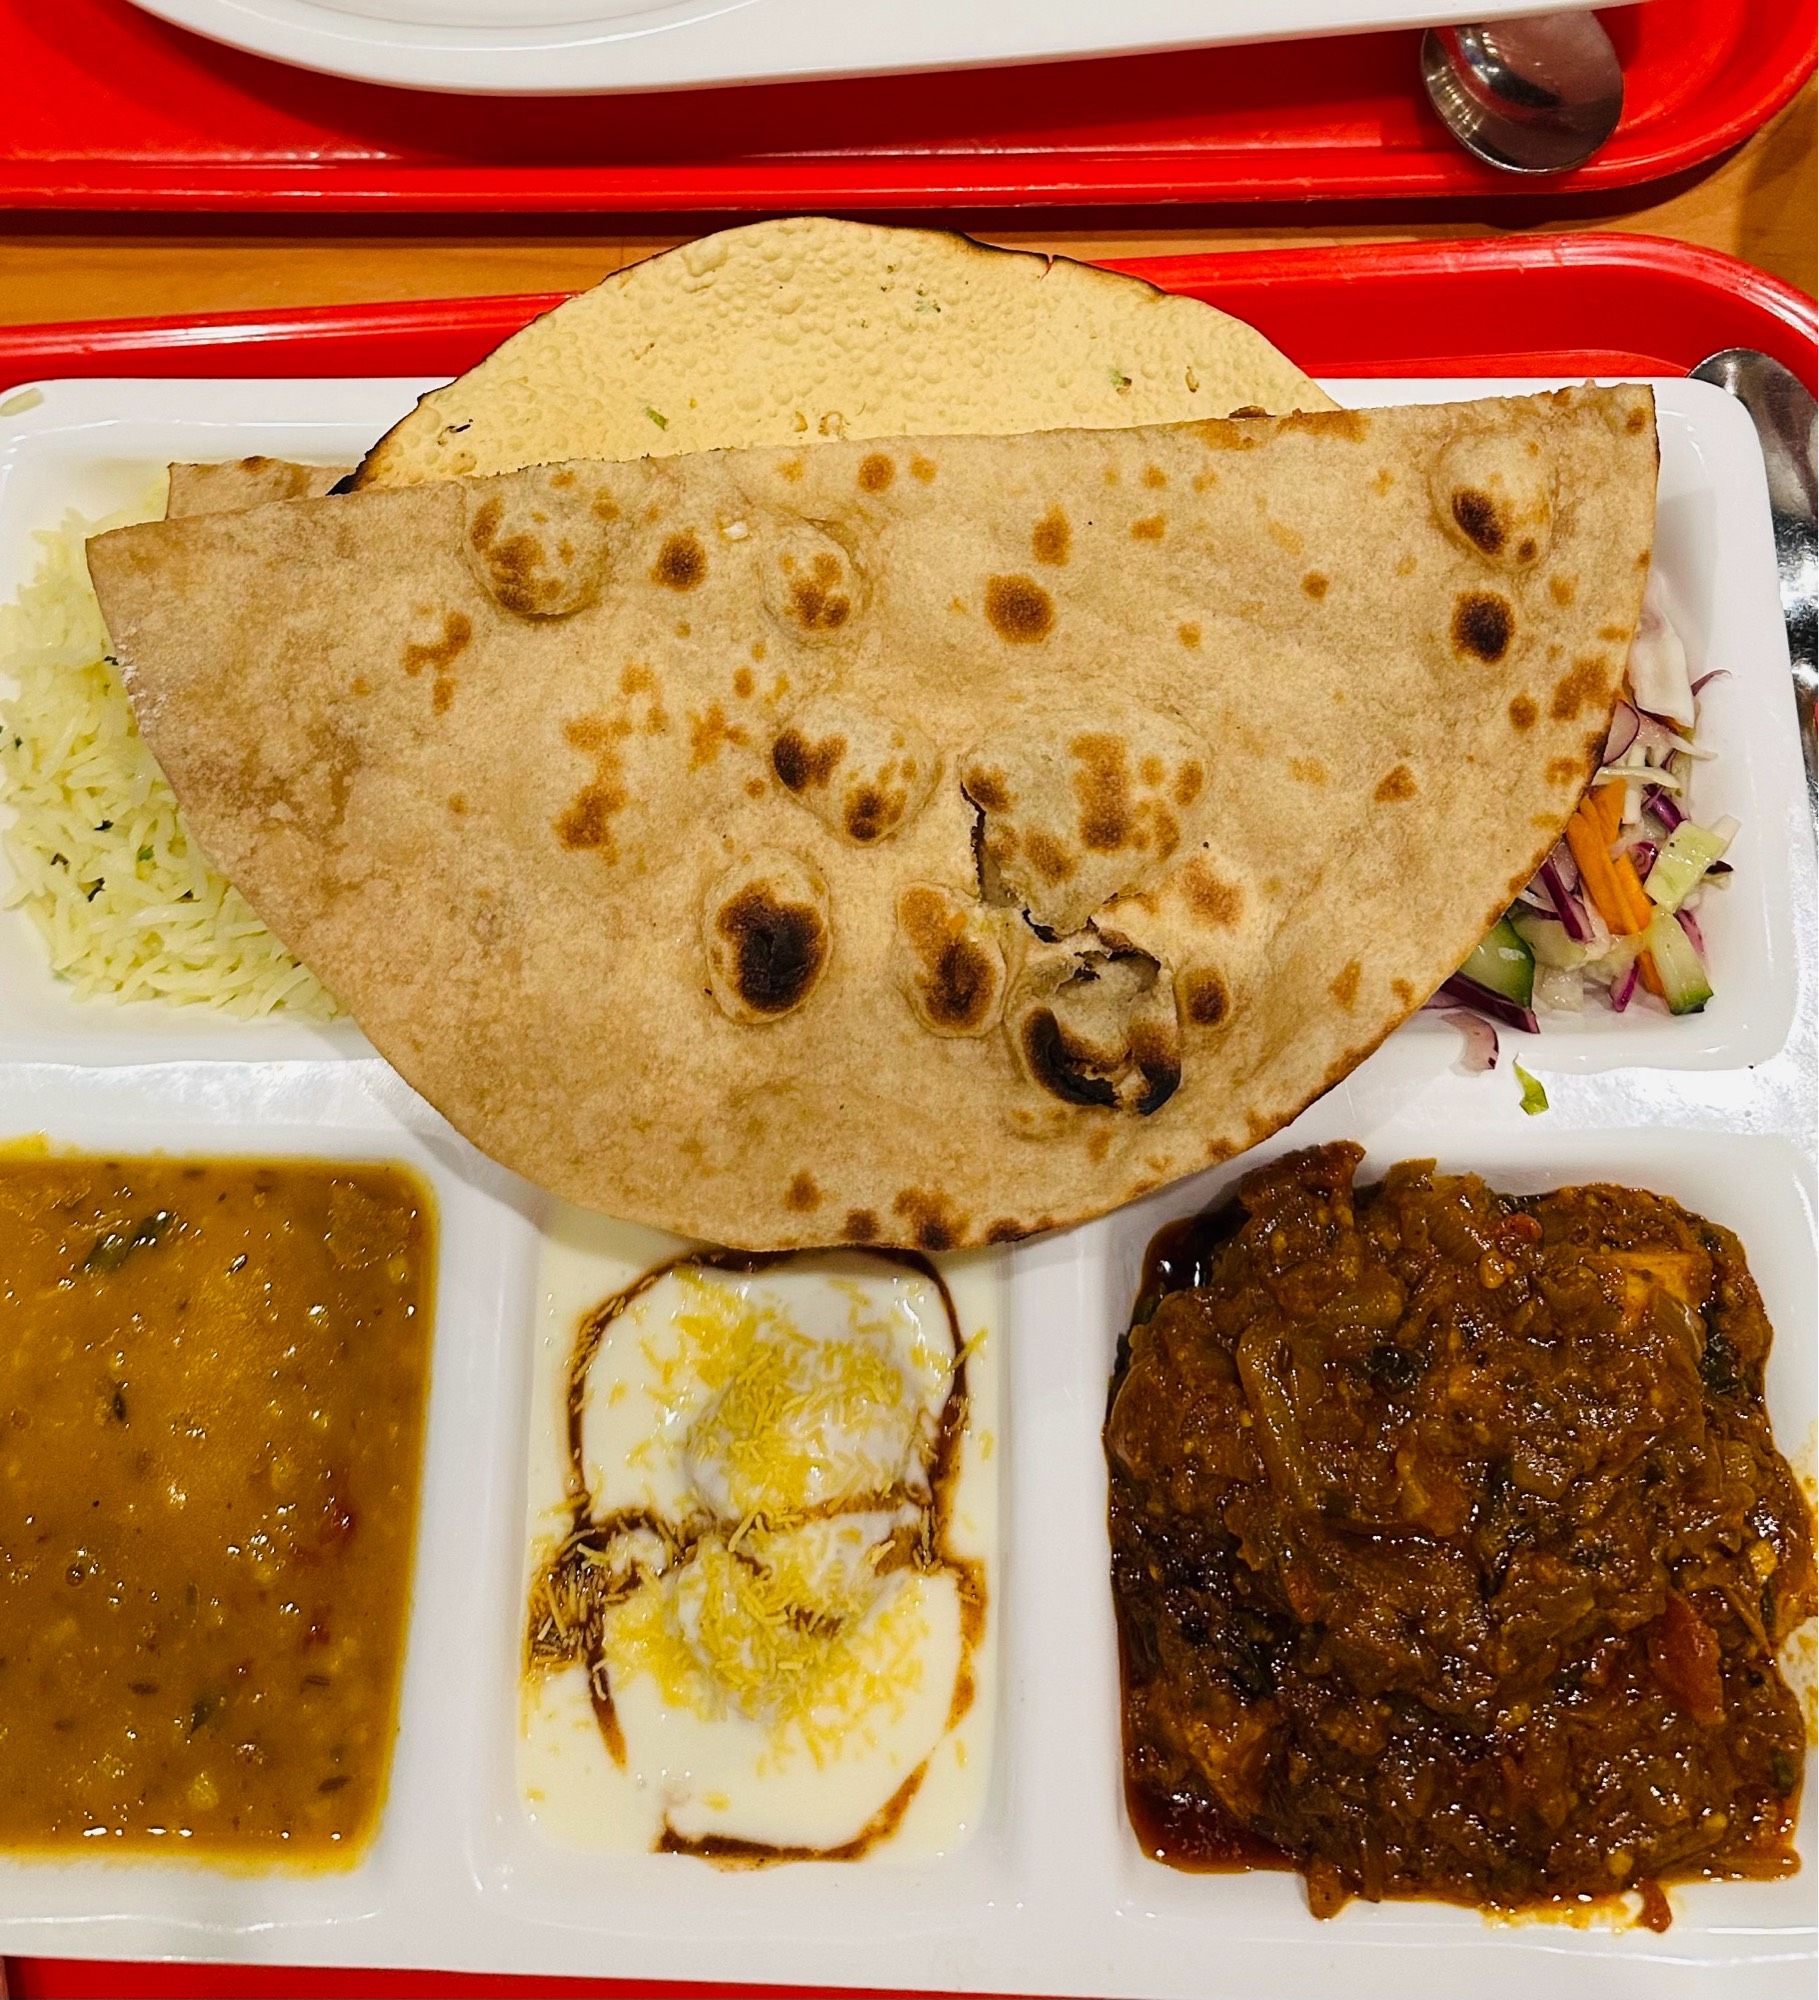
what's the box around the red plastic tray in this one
[0,234,1810,396]
[2,0,1813,211]
[0,231,1812,2000]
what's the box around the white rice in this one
[0,494,338,1017]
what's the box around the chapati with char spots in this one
[86,387,1658,1250]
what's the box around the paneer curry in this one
[0,1153,435,1861]
[1107,1143,1815,1922]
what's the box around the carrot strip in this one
[1610,850,1653,929]
[1612,851,1665,996]
[1565,799,1665,996]
[1564,802,1629,925]
[1597,775,1626,843]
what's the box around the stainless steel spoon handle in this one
[1690,349,1818,804]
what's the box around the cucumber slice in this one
[1645,909,1713,1015]
[1458,916,1535,1009]
[1645,819,1735,913]
[1509,907,1591,971]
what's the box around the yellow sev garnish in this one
[632,1268,938,1521]
[606,1529,930,1772]
[599,1266,954,1771]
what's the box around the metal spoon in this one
[1689,348,1818,801]
[1421,13,1625,174]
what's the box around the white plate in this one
[0,371,1811,1998]
[120,0,1608,96]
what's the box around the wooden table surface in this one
[0,79,1811,328]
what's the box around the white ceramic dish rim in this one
[0,369,1809,1999]
[119,0,1608,97]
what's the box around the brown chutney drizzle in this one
[524,1246,987,1862]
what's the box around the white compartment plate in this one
[119,0,1609,97]
[0,370,1811,1999]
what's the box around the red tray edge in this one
[1117,233,1819,338]
[1,11,1812,211]
[0,233,1810,387]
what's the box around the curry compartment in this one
[0,1152,437,1862]
[1107,1142,1817,1924]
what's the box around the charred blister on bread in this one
[703,850,831,1024]
[1177,964,1230,1029]
[1030,506,1071,567]
[554,710,635,860]
[650,530,707,592]
[1007,940,1182,1116]
[461,468,619,618]
[761,521,867,641]
[771,697,939,846]
[1431,422,1555,569]
[960,710,1212,935]
[889,1188,967,1254]
[893,884,1011,1039]
[400,609,472,718]
[1451,590,1516,665]
[983,574,1055,644]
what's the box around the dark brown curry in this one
[0,1153,435,1861]
[1107,1143,1814,1922]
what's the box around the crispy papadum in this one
[355,215,1332,491]
[172,220,1327,548]
[90,387,1657,1249]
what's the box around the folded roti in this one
[89,387,1657,1250]
[165,457,347,518]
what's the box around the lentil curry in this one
[1107,1143,1815,1922]
[0,1153,435,1861]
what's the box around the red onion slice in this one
[1435,973,1540,1035]
[1642,782,1686,832]
[1537,855,1592,943]
[1437,1009,1498,1074]
[1602,701,1641,762]
[1610,960,1640,1012]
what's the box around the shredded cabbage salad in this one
[1437,571,1734,1054]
